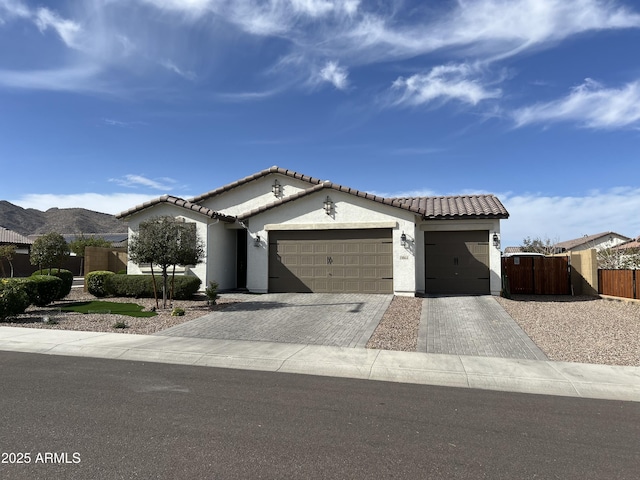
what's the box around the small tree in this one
[521,236,559,255]
[68,234,112,256]
[30,232,70,273]
[597,246,640,269]
[0,244,16,278]
[128,217,204,308]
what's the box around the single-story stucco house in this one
[116,166,509,296]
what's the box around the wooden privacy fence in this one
[598,269,638,299]
[502,256,571,295]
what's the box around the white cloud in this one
[499,188,640,248]
[0,65,104,92]
[109,175,177,190]
[34,7,82,49]
[513,78,640,129]
[338,0,640,64]
[441,0,640,57]
[8,193,162,216]
[160,59,197,80]
[391,63,501,107]
[1,0,640,106]
[0,0,29,21]
[318,60,349,90]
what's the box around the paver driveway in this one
[418,295,548,360]
[156,293,392,348]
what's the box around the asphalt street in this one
[1,352,639,480]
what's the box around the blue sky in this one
[2,0,640,248]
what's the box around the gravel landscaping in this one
[495,295,640,367]
[366,296,423,351]
[1,288,240,335]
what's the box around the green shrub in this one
[26,275,62,307]
[205,281,219,305]
[171,307,185,316]
[32,268,73,299]
[0,279,30,320]
[86,271,115,297]
[105,275,202,300]
[105,274,154,298]
[112,321,128,329]
[170,276,202,300]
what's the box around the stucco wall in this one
[200,174,318,217]
[570,235,629,252]
[123,204,219,291]
[245,189,420,295]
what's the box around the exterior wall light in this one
[401,232,407,246]
[323,196,333,215]
[254,235,261,247]
[272,179,282,197]
[492,233,500,249]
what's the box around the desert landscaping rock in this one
[366,296,423,351]
[495,295,640,367]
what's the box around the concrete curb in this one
[1,326,639,403]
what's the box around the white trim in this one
[265,221,398,231]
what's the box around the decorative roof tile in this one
[116,195,236,222]
[116,167,510,222]
[188,166,324,203]
[390,195,509,219]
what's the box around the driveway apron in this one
[156,293,392,348]
[418,296,548,360]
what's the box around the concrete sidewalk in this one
[1,326,639,403]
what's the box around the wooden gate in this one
[598,270,638,299]
[502,256,571,295]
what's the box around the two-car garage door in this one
[269,229,393,293]
[425,230,490,294]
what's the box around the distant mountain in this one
[0,201,128,236]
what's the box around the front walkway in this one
[156,293,392,348]
[418,295,548,361]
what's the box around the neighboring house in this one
[0,226,34,254]
[117,166,509,296]
[60,233,129,250]
[503,246,524,255]
[613,235,640,252]
[554,232,630,253]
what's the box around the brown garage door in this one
[425,231,490,294]
[269,229,393,293]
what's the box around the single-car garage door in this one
[269,229,393,293]
[425,231,490,294]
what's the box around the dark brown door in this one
[425,231,490,294]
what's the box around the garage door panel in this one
[425,231,490,294]
[269,229,393,293]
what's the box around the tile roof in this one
[117,167,510,222]
[392,195,509,218]
[237,181,508,221]
[504,246,524,254]
[555,231,630,251]
[0,226,34,245]
[188,166,324,204]
[115,195,236,222]
[614,235,640,251]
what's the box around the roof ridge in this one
[116,195,236,222]
[188,166,324,203]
